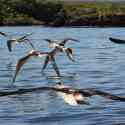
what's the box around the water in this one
[0,26,125,125]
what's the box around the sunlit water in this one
[0,26,125,125]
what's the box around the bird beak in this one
[43,39,51,43]
[73,39,80,42]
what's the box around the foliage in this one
[0,0,125,26]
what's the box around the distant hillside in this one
[58,0,125,1]
[1,0,125,26]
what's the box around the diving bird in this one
[0,31,34,52]
[43,38,79,62]
[12,49,61,83]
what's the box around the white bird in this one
[0,31,34,52]
[43,38,80,62]
[12,49,61,83]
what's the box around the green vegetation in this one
[1,0,125,26]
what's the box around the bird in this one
[41,48,61,77]
[109,37,125,44]
[54,83,88,106]
[0,82,125,106]
[12,49,61,83]
[0,31,34,52]
[43,38,79,62]
[53,82,125,106]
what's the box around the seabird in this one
[0,82,125,106]
[12,49,61,83]
[0,31,34,52]
[53,82,125,106]
[43,38,79,62]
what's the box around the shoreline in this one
[1,1,125,27]
[1,24,125,28]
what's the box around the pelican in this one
[43,38,79,62]
[0,31,34,52]
[12,49,60,83]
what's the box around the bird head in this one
[28,49,35,54]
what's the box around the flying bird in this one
[12,50,61,83]
[43,38,79,62]
[53,83,125,106]
[0,31,34,52]
[0,82,125,106]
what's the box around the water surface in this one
[0,26,125,125]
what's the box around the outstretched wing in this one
[24,39,35,49]
[12,54,33,83]
[60,38,79,46]
[65,48,75,62]
[7,40,13,52]
[79,89,125,102]
[92,89,125,101]
[43,39,52,43]
[0,31,8,37]
[17,33,35,49]
[18,33,33,41]
[51,56,61,77]
[41,55,49,72]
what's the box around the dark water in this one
[0,26,125,125]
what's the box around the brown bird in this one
[53,82,125,106]
[12,50,61,83]
[0,31,34,52]
[43,38,79,62]
[0,82,125,106]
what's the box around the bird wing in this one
[41,55,49,72]
[24,39,35,49]
[50,55,61,77]
[79,89,125,102]
[12,54,33,83]
[60,38,79,46]
[43,39,52,43]
[7,40,14,52]
[17,33,35,49]
[0,31,8,37]
[65,48,75,62]
[17,33,33,41]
